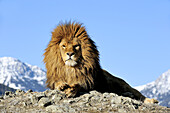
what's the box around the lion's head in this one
[59,37,81,67]
[43,22,102,91]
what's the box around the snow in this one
[134,85,145,91]
[135,81,155,91]
[0,57,47,92]
[152,88,156,94]
[135,70,170,95]
[135,69,170,107]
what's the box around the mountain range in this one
[135,69,170,107]
[0,57,47,93]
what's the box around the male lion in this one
[43,22,158,104]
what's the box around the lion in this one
[43,22,158,104]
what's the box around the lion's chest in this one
[64,68,80,84]
[58,66,93,90]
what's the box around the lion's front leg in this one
[64,84,80,98]
[54,82,80,97]
[54,81,69,91]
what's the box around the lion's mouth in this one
[65,58,72,61]
[65,59,77,66]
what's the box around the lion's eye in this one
[62,45,66,49]
[74,45,80,50]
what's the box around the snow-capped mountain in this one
[135,70,170,107]
[0,57,47,92]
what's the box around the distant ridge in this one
[0,83,16,95]
[0,57,47,92]
[135,69,170,107]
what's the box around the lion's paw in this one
[55,82,69,91]
[144,98,159,104]
[64,87,77,98]
[64,84,80,98]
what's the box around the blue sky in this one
[0,0,170,87]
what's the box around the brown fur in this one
[43,22,158,103]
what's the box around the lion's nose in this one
[66,52,75,57]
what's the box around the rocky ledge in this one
[0,89,169,113]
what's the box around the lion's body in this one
[101,70,146,101]
[43,22,158,103]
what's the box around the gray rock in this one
[15,89,25,95]
[26,89,33,93]
[0,96,3,99]
[5,91,12,96]
[118,108,127,113]
[51,94,62,104]
[1,89,170,113]
[132,99,142,109]
[46,89,65,97]
[109,92,118,97]
[4,91,15,99]
[111,96,122,104]
[62,105,70,112]
[122,97,132,105]
[90,95,101,104]
[31,95,39,104]
[90,90,101,95]
[35,92,46,99]
[67,99,76,104]
[103,92,110,98]
[69,107,76,113]
[132,99,142,105]
[11,100,20,106]
[22,102,27,106]
[46,105,64,112]
[38,97,51,107]
[24,99,32,106]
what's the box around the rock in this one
[0,96,3,99]
[89,90,100,95]
[31,95,39,104]
[11,100,20,106]
[68,107,76,113]
[103,92,110,98]
[0,89,170,113]
[30,92,46,105]
[5,91,12,96]
[36,92,46,99]
[90,95,101,104]
[109,92,118,97]
[118,108,126,113]
[22,98,32,106]
[46,105,64,112]
[111,96,122,104]
[132,99,142,109]
[4,91,15,99]
[51,94,63,104]
[26,89,33,93]
[46,89,65,97]
[38,97,51,107]
[15,89,25,95]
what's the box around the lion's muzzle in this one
[65,59,77,66]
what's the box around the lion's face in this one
[59,37,81,67]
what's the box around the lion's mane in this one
[43,22,102,91]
